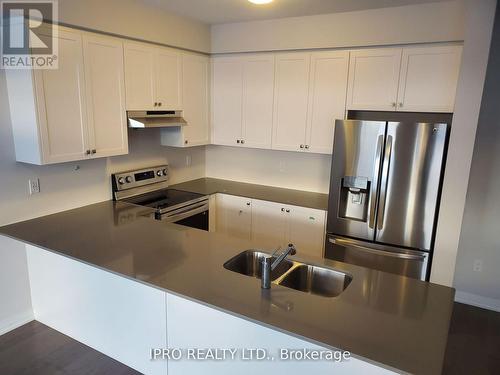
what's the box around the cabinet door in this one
[397,45,462,112]
[306,51,349,154]
[287,206,326,259]
[34,29,89,163]
[251,199,287,251]
[272,53,310,152]
[124,43,156,110]
[211,56,243,146]
[216,194,252,240]
[241,55,275,149]
[83,34,128,158]
[346,48,402,111]
[156,47,182,109]
[182,53,210,146]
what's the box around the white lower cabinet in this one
[216,194,326,258]
[26,245,167,375]
[166,293,396,375]
[216,194,252,240]
[251,199,326,258]
[250,199,287,250]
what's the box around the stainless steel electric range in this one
[112,165,209,231]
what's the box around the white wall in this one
[453,3,500,312]
[211,1,464,53]
[430,0,497,286]
[58,0,211,53]
[0,2,210,334]
[205,146,331,193]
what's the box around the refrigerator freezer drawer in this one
[325,235,429,280]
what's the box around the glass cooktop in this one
[124,189,205,211]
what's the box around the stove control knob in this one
[157,170,162,176]
[118,177,125,185]
[125,176,133,183]
[162,169,168,176]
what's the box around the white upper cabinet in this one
[306,51,349,154]
[124,42,182,110]
[161,53,210,147]
[272,53,311,152]
[34,29,89,164]
[156,47,183,109]
[212,56,243,146]
[180,53,210,146]
[211,54,274,149]
[347,48,402,111]
[6,27,128,165]
[397,45,463,112]
[241,55,275,149]
[123,43,156,110]
[83,34,128,158]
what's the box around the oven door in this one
[159,199,209,231]
[325,235,429,280]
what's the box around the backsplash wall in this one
[205,145,332,193]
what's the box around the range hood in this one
[127,110,187,128]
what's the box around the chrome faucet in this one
[261,244,297,289]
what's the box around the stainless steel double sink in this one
[223,250,352,298]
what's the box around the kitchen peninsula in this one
[0,200,454,375]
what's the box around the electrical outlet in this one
[473,259,483,272]
[185,155,192,167]
[29,178,40,195]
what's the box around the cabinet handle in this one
[391,102,396,108]
[158,102,162,106]
[305,145,310,149]
[286,209,290,213]
[241,139,245,144]
[300,144,304,149]
[237,139,241,144]
[281,208,285,212]
[91,149,96,154]
[85,150,91,155]
[246,202,251,206]
[184,140,188,145]
[399,102,403,108]
[154,102,158,107]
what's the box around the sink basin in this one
[277,264,352,297]
[224,250,293,281]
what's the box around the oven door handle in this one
[163,203,208,223]
[329,238,426,261]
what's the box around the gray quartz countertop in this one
[169,178,329,210]
[0,201,454,375]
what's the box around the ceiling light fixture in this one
[248,0,273,4]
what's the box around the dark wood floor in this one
[443,302,500,375]
[0,302,499,374]
[0,320,140,375]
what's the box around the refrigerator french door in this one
[325,119,448,280]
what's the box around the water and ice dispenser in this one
[338,176,370,222]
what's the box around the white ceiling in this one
[141,0,451,25]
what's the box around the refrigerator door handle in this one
[369,135,384,229]
[377,135,393,230]
[329,237,426,260]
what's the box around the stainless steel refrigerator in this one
[325,114,450,280]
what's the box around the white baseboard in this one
[0,310,35,336]
[455,290,500,312]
